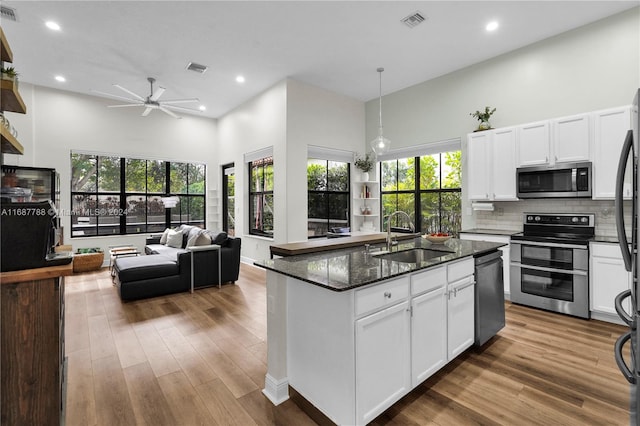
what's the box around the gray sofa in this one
[114,225,241,301]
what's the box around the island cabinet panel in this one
[447,275,475,359]
[355,301,411,425]
[355,275,409,316]
[411,286,447,386]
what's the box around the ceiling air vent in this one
[1,5,18,22]
[401,11,426,28]
[186,62,208,74]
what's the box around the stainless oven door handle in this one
[510,240,587,250]
[510,262,588,276]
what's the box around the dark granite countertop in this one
[460,228,521,236]
[254,237,506,291]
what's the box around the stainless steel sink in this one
[374,248,449,263]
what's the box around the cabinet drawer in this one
[411,266,446,296]
[591,242,624,258]
[447,258,474,283]
[356,276,409,317]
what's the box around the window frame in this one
[248,156,274,237]
[307,158,351,239]
[70,152,206,238]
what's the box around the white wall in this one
[4,83,218,256]
[363,7,640,229]
[217,79,364,263]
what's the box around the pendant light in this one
[370,67,391,155]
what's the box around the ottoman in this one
[114,255,186,301]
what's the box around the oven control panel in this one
[524,213,595,227]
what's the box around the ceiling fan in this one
[92,77,200,119]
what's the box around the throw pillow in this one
[186,230,211,248]
[166,229,183,249]
[207,230,228,245]
[159,228,171,245]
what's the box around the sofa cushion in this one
[146,244,188,261]
[205,230,228,245]
[186,230,211,248]
[166,229,183,248]
[159,228,171,245]
[115,255,179,282]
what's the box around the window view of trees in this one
[381,151,461,235]
[249,156,274,237]
[223,164,235,237]
[71,153,205,237]
[307,159,349,237]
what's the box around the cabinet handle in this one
[384,291,392,298]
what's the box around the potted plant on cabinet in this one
[1,66,19,87]
[470,106,496,131]
[354,152,375,181]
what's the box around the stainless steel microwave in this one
[516,162,592,198]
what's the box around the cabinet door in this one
[467,132,491,200]
[356,301,411,425]
[411,286,447,386]
[518,121,550,166]
[552,113,591,163]
[447,277,475,360]
[491,127,517,200]
[592,107,632,200]
[590,244,632,315]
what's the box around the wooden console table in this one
[1,263,73,426]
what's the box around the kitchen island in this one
[255,237,505,425]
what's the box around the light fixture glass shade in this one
[370,128,390,155]
[160,196,180,208]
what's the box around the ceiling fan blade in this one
[161,104,202,113]
[107,103,145,108]
[142,107,153,116]
[113,84,146,102]
[149,86,165,102]
[159,106,181,119]
[91,90,140,103]
[159,98,199,105]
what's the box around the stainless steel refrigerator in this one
[615,88,640,426]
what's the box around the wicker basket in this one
[73,251,105,273]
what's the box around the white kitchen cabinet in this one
[467,128,517,201]
[590,242,632,323]
[410,267,447,386]
[447,274,475,359]
[353,180,379,233]
[459,233,510,297]
[552,113,591,164]
[592,106,632,200]
[355,300,411,425]
[517,121,550,166]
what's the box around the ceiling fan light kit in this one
[92,77,200,119]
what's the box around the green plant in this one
[470,106,496,122]
[1,66,18,78]
[354,152,375,172]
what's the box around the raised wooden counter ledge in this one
[0,262,73,284]
[269,232,419,258]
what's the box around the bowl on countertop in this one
[422,234,452,244]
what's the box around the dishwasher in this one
[474,250,505,346]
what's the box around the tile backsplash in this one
[474,199,630,238]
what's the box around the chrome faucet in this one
[386,211,414,252]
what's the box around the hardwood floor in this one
[65,263,630,425]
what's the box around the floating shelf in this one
[0,27,13,63]
[0,124,23,154]
[1,79,26,113]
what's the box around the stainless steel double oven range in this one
[510,213,595,319]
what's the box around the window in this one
[222,163,235,237]
[307,159,350,237]
[71,152,205,237]
[381,151,461,235]
[248,156,274,237]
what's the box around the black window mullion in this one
[119,157,126,234]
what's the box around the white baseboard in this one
[263,374,289,405]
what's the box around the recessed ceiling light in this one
[45,21,61,31]
[486,21,499,32]
[55,75,66,82]
[235,75,245,84]
[199,105,206,112]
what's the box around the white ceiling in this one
[2,1,638,118]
